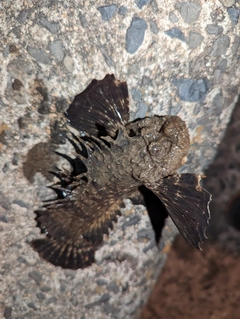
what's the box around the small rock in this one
[27,302,37,310]
[131,88,142,102]
[49,40,65,62]
[205,24,223,35]
[4,306,12,319]
[78,12,88,28]
[169,11,179,23]
[36,292,45,300]
[217,59,227,72]
[63,56,74,72]
[0,215,9,223]
[232,35,240,55]
[39,15,60,34]
[126,17,147,54]
[2,162,10,173]
[100,47,115,68]
[17,9,32,23]
[212,92,224,116]
[149,20,159,34]
[11,153,19,166]
[96,278,107,286]
[7,58,33,78]
[135,102,148,119]
[227,8,239,25]
[211,35,230,56]
[98,5,117,22]
[27,47,51,65]
[174,78,209,102]
[137,228,154,240]
[188,31,203,49]
[118,6,127,16]
[165,28,186,42]
[122,215,141,230]
[55,99,68,113]
[177,2,202,24]
[12,199,29,208]
[28,270,42,285]
[107,281,119,294]
[135,0,150,9]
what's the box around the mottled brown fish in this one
[31,74,211,269]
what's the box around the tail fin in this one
[31,237,95,269]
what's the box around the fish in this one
[31,74,211,269]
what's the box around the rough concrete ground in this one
[0,1,239,318]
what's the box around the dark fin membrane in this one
[145,174,211,249]
[65,74,129,138]
[31,238,95,269]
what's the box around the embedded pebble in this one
[211,35,230,56]
[27,47,51,64]
[169,11,179,23]
[98,5,117,21]
[165,27,186,42]
[118,6,127,16]
[135,0,150,9]
[39,15,60,34]
[135,102,148,118]
[49,40,65,62]
[126,17,147,54]
[174,78,209,102]
[227,8,240,25]
[188,31,204,49]
[206,24,223,35]
[149,20,159,34]
[177,2,202,24]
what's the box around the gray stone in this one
[206,24,223,35]
[165,28,186,42]
[39,16,60,34]
[0,192,11,210]
[118,6,127,16]
[137,228,154,240]
[0,215,9,223]
[85,293,110,309]
[49,40,65,62]
[27,302,37,310]
[28,270,42,285]
[149,20,159,34]
[4,306,12,319]
[78,12,88,28]
[131,88,142,102]
[126,17,147,54]
[173,78,209,102]
[188,31,204,49]
[135,0,150,9]
[107,281,119,293]
[135,102,148,118]
[227,8,240,25]
[17,9,32,23]
[7,58,33,78]
[98,5,117,22]
[2,162,10,173]
[217,59,227,72]
[177,2,202,24]
[12,199,30,208]
[211,35,230,56]
[63,56,74,72]
[212,92,224,116]
[36,292,45,300]
[100,47,115,68]
[96,278,107,286]
[27,47,51,64]
[169,11,179,23]
[122,215,141,230]
[232,35,240,55]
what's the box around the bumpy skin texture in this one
[31,74,211,269]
